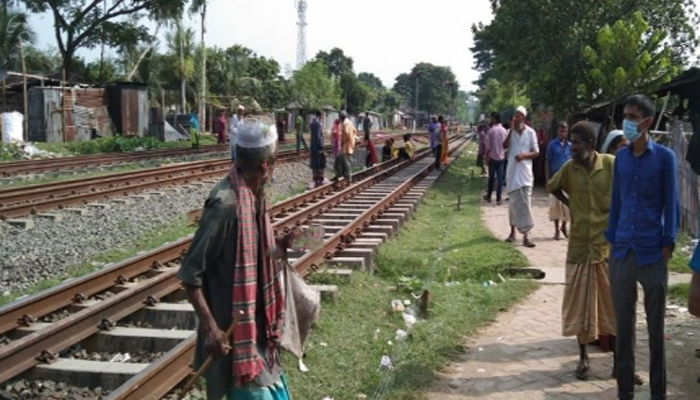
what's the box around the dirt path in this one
[424,187,699,400]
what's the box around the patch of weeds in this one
[668,232,695,274]
[669,283,690,305]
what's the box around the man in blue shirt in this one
[605,94,679,400]
[429,117,440,169]
[545,121,572,240]
[690,244,700,318]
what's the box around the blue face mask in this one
[622,119,642,143]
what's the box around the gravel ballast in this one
[0,160,319,296]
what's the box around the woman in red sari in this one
[438,115,449,165]
[365,131,378,168]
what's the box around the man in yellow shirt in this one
[547,121,617,381]
[332,110,356,185]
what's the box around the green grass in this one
[668,232,695,274]
[31,134,219,157]
[669,283,690,305]
[283,151,537,400]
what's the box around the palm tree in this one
[0,8,34,71]
[166,23,195,114]
[0,8,35,108]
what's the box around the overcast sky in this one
[29,0,494,92]
[27,0,700,93]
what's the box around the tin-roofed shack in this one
[3,73,154,142]
[106,83,149,138]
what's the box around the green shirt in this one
[546,153,615,264]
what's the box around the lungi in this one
[562,260,616,344]
[549,194,571,222]
[227,374,291,400]
[508,186,534,234]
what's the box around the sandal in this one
[505,235,515,243]
[575,359,590,380]
[523,240,536,248]
[553,233,561,241]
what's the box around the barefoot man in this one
[547,121,616,380]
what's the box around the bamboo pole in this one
[177,310,243,400]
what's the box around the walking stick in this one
[177,310,244,400]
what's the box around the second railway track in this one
[0,134,469,400]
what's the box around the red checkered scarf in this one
[228,167,285,386]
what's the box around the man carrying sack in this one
[177,118,318,400]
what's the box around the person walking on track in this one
[606,94,679,400]
[332,111,356,185]
[295,113,309,154]
[178,119,297,400]
[504,106,539,248]
[229,105,244,161]
[429,117,441,169]
[310,110,326,187]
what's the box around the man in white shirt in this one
[504,106,539,248]
[229,105,245,161]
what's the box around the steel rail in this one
[105,135,469,400]
[0,131,421,177]
[101,336,196,400]
[0,145,229,177]
[0,149,307,204]
[294,137,467,277]
[0,152,312,220]
[0,135,458,390]
[0,267,182,383]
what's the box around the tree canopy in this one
[471,0,698,114]
[21,0,187,79]
[578,12,678,103]
[392,63,459,116]
[288,60,340,112]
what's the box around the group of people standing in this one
[479,94,700,400]
[308,110,358,188]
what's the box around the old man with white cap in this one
[178,118,296,400]
[504,105,540,247]
[229,105,245,161]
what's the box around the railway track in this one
[0,134,468,400]
[0,144,230,178]
[0,149,312,220]
[0,134,428,221]
[0,131,417,178]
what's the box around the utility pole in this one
[199,3,207,136]
[296,0,308,69]
[19,36,28,141]
[413,73,420,133]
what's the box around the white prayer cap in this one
[237,105,245,111]
[601,130,624,154]
[515,106,527,118]
[236,118,278,149]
